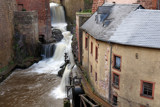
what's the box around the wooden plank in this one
[80,94,99,107]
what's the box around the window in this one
[91,42,93,54]
[90,65,92,73]
[112,95,118,106]
[18,4,23,11]
[95,72,97,81]
[85,37,88,49]
[95,46,98,61]
[113,55,121,71]
[140,105,146,107]
[140,80,155,99]
[113,72,120,89]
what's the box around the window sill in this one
[85,48,88,50]
[113,67,121,72]
[95,59,98,63]
[113,84,119,90]
[140,94,154,100]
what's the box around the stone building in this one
[0,0,17,69]
[80,3,160,107]
[92,0,160,13]
[16,0,52,42]
[106,0,159,9]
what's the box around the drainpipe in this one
[158,0,160,10]
[88,35,90,73]
[109,42,112,103]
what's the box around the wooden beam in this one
[80,94,99,107]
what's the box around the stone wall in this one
[0,0,17,69]
[106,0,159,9]
[62,0,93,24]
[16,0,52,42]
[14,11,40,62]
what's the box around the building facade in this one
[81,4,160,107]
[16,0,52,42]
[92,0,160,13]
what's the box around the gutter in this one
[109,42,112,103]
[158,0,160,10]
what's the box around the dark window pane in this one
[114,56,121,70]
[142,82,153,97]
[113,74,119,87]
[113,95,117,105]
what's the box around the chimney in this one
[92,0,105,13]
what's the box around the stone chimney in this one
[92,0,105,13]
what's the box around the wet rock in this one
[58,59,69,77]
[58,53,69,77]
[16,57,41,69]
[52,29,64,42]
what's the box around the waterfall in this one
[41,43,55,59]
[50,3,67,31]
[29,3,75,99]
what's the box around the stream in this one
[0,3,74,107]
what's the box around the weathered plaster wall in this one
[0,0,17,69]
[82,30,160,106]
[112,44,160,107]
[76,13,91,63]
[82,32,110,100]
[82,32,89,71]
[16,0,52,41]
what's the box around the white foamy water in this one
[30,3,75,99]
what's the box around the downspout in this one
[109,42,112,103]
[88,35,90,73]
[158,0,160,10]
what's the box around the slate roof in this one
[81,3,142,41]
[82,3,160,49]
[109,9,160,49]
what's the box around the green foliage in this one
[0,60,15,73]
[22,8,26,11]
[64,98,70,107]
[81,9,92,13]
[0,66,8,73]
[83,70,95,92]
[23,56,34,63]
[84,0,92,4]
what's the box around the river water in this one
[0,3,74,107]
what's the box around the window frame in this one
[91,42,93,54]
[95,46,98,62]
[140,80,155,100]
[112,72,120,89]
[95,72,97,82]
[85,37,88,49]
[113,54,122,72]
[112,95,118,106]
[90,65,92,73]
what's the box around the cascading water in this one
[0,3,75,107]
[50,3,65,24]
[41,43,55,59]
[30,2,75,99]
[49,3,75,99]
